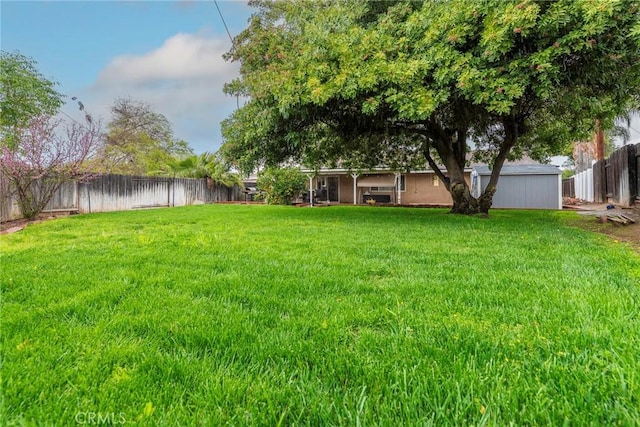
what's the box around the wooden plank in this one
[620,214,636,223]
[43,208,79,213]
[608,216,626,224]
[593,160,606,203]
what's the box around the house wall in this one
[312,172,471,205]
[401,173,470,205]
[339,176,354,203]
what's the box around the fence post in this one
[593,160,602,203]
[636,143,640,204]
[628,144,637,205]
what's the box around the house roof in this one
[473,164,561,176]
[300,166,474,175]
[299,154,548,176]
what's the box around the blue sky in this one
[1,0,253,153]
[2,1,638,158]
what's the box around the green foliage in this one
[222,0,640,213]
[0,51,64,148]
[98,98,193,175]
[169,152,244,188]
[256,167,307,204]
[1,206,639,424]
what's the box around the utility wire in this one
[213,0,234,44]
[212,0,240,110]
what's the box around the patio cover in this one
[356,175,396,187]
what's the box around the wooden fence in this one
[563,143,639,206]
[573,168,594,202]
[593,143,639,205]
[562,177,575,198]
[1,174,244,222]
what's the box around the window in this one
[370,186,394,192]
[371,175,405,192]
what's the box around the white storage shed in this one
[472,165,562,209]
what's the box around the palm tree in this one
[171,152,244,189]
[606,108,639,148]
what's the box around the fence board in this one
[44,181,77,212]
[574,169,594,202]
[634,143,640,203]
[591,144,638,207]
[562,178,575,198]
[1,174,243,221]
[611,145,635,206]
[605,159,614,199]
[0,173,15,221]
[592,160,606,203]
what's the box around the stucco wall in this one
[400,173,470,205]
[311,172,471,205]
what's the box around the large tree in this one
[0,51,64,148]
[221,0,640,214]
[98,98,193,175]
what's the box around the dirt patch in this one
[0,213,72,235]
[565,203,640,254]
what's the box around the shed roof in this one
[474,164,561,176]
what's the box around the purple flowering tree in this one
[0,115,102,219]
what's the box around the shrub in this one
[256,167,307,205]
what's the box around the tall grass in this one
[1,205,638,425]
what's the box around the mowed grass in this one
[1,205,639,426]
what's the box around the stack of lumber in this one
[602,213,636,225]
[577,209,637,225]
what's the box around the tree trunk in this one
[438,150,481,215]
[14,175,62,219]
[421,116,517,215]
[470,117,519,214]
[477,187,495,214]
[594,119,605,160]
[449,176,479,214]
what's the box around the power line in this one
[213,0,234,44]
[212,0,240,110]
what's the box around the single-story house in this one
[300,167,472,206]
[297,162,561,208]
[471,164,562,209]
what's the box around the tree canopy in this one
[221,0,640,214]
[97,98,193,175]
[0,51,64,148]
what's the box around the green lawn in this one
[1,205,638,425]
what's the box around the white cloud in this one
[96,33,236,85]
[88,32,241,153]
